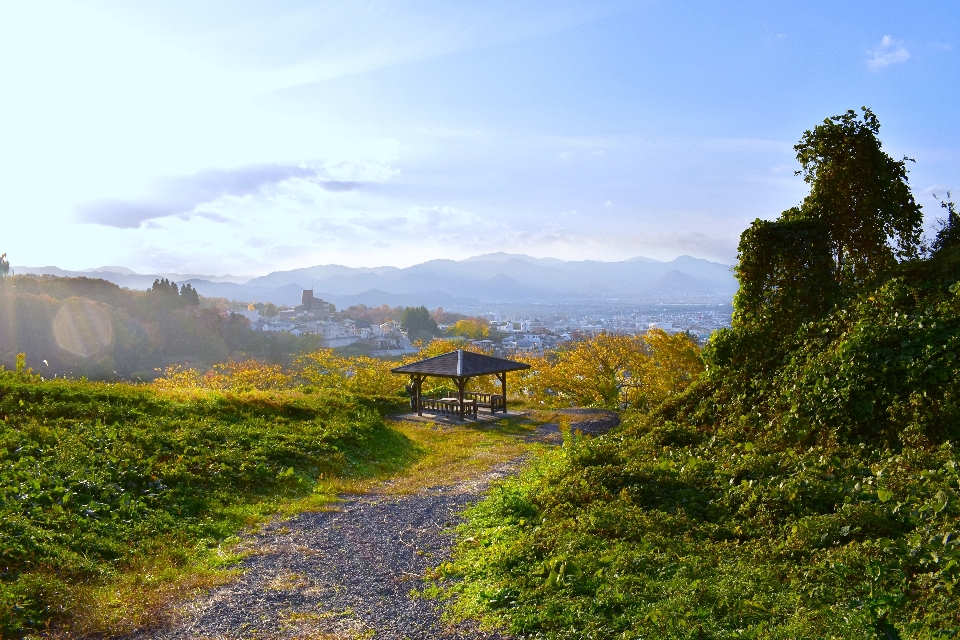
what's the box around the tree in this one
[517,331,702,410]
[400,306,439,344]
[150,278,180,303]
[179,283,200,306]
[0,253,10,278]
[931,193,960,256]
[448,318,489,339]
[789,107,923,285]
[733,215,838,334]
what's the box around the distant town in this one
[237,289,733,356]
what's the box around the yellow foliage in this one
[203,360,291,392]
[153,360,291,392]
[295,349,403,396]
[448,319,489,339]
[630,328,704,407]
[152,364,204,391]
[151,330,702,407]
[514,330,703,409]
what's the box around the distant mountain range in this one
[15,253,737,308]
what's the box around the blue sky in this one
[1,1,957,275]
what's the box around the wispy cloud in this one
[868,36,910,71]
[320,180,363,192]
[77,164,326,228]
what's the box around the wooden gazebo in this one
[391,349,530,421]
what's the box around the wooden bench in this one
[465,392,505,414]
[418,397,477,419]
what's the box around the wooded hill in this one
[0,276,315,380]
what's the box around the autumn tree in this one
[518,330,703,410]
[295,349,402,396]
[447,318,489,339]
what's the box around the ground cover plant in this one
[433,109,960,638]
[0,366,409,637]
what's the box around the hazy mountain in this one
[13,265,252,289]
[15,253,737,308]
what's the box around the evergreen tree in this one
[179,283,200,306]
[400,306,439,343]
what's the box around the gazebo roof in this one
[391,349,530,378]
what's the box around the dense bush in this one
[437,254,960,640]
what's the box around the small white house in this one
[262,320,297,333]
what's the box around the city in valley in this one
[246,288,732,355]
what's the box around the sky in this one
[1,0,958,275]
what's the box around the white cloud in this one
[868,36,910,71]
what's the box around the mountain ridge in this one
[14,253,736,308]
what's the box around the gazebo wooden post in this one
[456,376,467,421]
[415,375,424,416]
[498,372,508,414]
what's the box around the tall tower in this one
[302,289,314,308]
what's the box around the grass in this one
[373,418,537,495]
[0,371,540,638]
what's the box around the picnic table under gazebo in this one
[391,349,530,421]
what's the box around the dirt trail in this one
[126,411,619,640]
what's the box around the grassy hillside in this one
[436,254,960,640]
[433,112,960,639]
[0,371,404,636]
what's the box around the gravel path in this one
[125,413,619,640]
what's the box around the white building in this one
[263,320,297,333]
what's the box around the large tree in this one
[400,306,439,344]
[787,107,923,285]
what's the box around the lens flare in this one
[53,298,114,357]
